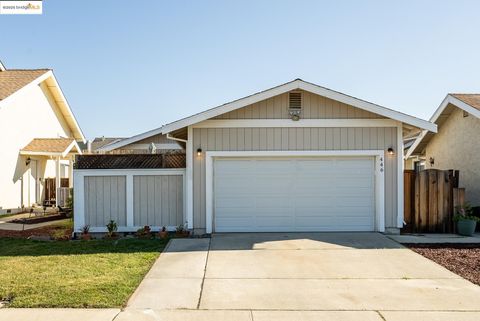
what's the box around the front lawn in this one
[0,238,167,308]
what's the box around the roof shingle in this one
[0,69,50,101]
[21,138,75,153]
[451,94,480,111]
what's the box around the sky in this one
[1,0,479,139]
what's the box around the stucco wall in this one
[0,83,73,210]
[425,108,480,205]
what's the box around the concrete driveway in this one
[123,233,480,321]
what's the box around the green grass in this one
[0,238,168,308]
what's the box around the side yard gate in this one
[404,169,464,233]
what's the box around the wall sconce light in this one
[387,147,394,155]
[429,157,435,166]
[25,157,31,166]
[197,148,202,156]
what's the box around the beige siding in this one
[84,176,126,227]
[192,127,398,231]
[133,175,183,226]
[215,91,383,120]
[426,108,480,204]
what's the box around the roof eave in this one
[406,94,480,158]
[161,79,437,134]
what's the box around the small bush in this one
[135,226,152,239]
[106,220,118,238]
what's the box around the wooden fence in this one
[44,178,69,206]
[403,169,464,233]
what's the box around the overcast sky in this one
[1,0,479,139]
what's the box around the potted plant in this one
[453,203,479,236]
[105,220,118,239]
[175,222,190,237]
[81,224,91,240]
[158,226,168,239]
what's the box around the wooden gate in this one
[403,169,464,233]
[44,178,69,206]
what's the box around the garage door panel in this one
[214,157,375,232]
[295,217,374,231]
[254,179,293,193]
[256,216,295,228]
[215,196,255,208]
[256,197,292,208]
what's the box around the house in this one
[79,135,183,154]
[74,79,436,235]
[406,94,480,205]
[0,61,85,214]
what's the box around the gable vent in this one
[289,92,302,109]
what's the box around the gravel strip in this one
[406,243,480,286]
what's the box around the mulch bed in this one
[0,223,72,240]
[406,243,480,286]
[9,214,66,225]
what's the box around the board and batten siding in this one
[75,169,185,232]
[192,127,398,231]
[84,176,127,227]
[214,91,384,120]
[133,175,184,227]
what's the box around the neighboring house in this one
[0,61,85,214]
[406,94,480,205]
[74,79,435,235]
[79,135,182,154]
[96,133,183,154]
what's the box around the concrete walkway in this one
[0,213,68,231]
[389,233,480,244]
[2,233,480,320]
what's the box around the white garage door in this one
[214,157,375,232]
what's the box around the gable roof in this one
[0,69,50,101]
[101,79,437,151]
[161,79,437,134]
[20,138,81,157]
[0,68,86,143]
[406,94,480,158]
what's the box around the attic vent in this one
[289,92,302,109]
[288,92,302,120]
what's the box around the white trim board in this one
[163,79,436,134]
[193,119,399,128]
[204,150,385,234]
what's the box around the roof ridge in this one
[1,68,51,71]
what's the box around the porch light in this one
[25,157,31,166]
[387,147,394,155]
[197,148,202,156]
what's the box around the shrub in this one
[106,220,118,238]
[135,226,152,239]
[453,203,479,222]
